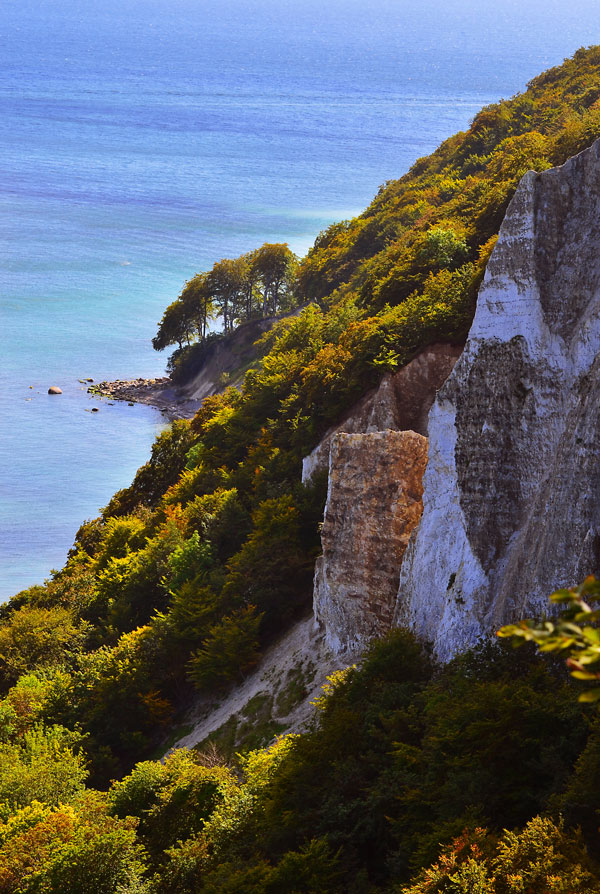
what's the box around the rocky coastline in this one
[88,376,203,420]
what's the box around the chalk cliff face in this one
[314,430,428,653]
[302,343,461,484]
[396,139,600,660]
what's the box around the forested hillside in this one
[2,47,600,891]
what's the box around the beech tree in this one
[152,243,298,353]
[499,575,600,703]
[152,299,196,352]
[207,256,249,334]
[180,273,215,341]
[252,242,297,316]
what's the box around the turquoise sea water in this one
[2,0,600,599]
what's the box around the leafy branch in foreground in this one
[498,575,600,702]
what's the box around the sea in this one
[1,0,599,599]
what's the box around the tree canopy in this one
[153,243,298,352]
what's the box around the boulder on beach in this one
[48,386,62,395]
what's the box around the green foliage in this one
[498,575,600,858]
[59,622,175,783]
[417,226,469,270]
[556,719,600,858]
[195,838,343,894]
[499,575,600,701]
[0,673,57,741]
[397,818,600,894]
[391,644,587,872]
[93,515,149,571]
[94,519,183,635]
[167,583,221,644]
[109,759,166,823]
[200,734,297,856]
[0,793,147,894]
[110,749,233,866]
[147,738,298,892]
[191,633,588,891]
[0,606,87,689]
[164,532,213,593]
[0,724,87,808]
[221,495,313,631]
[187,606,263,690]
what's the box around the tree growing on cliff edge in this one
[181,273,215,341]
[206,256,249,334]
[252,242,298,316]
[152,243,298,352]
[153,275,215,351]
[152,298,197,352]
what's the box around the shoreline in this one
[88,376,203,421]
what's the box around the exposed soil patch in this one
[166,614,357,760]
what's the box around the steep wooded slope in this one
[0,47,600,894]
[4,47,600,784]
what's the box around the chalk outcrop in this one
[314,430,428,653]
[396,139,600,661]
[302,343,461,483]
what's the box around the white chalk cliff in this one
[305,345,460,654]
[395,139,600,660]
[302,343,461,484]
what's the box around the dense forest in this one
[3,47,600,891]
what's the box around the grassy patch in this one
[275,668,308,717]
[195,691,287,760]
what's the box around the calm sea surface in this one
[1,0,599,598]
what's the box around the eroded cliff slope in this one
[302,343,461,483]
[314,430,428,653]
[304,344,460,653]
[396,138,600,660]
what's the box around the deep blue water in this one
[2,0,600,599]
